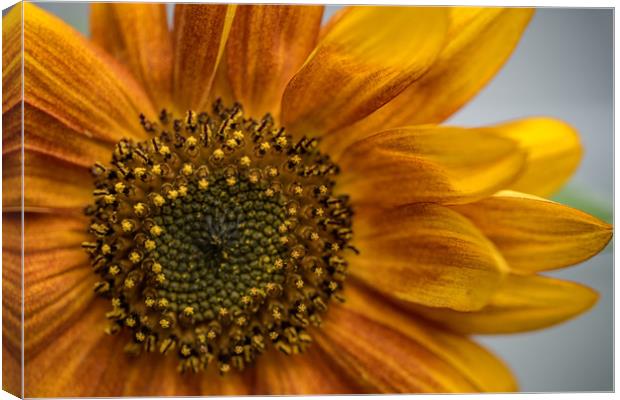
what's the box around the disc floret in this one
[82,101,353,373]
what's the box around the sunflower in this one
[2,2,613,397]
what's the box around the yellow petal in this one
[323,7,533,147]
[452,191,612,272]
[227,5,324,119]
[23,3,155,142]
[254,345,361,394]
[483,118,583,196]
[316,302,477,393]
[411,273,599,334]
[281,6,448,136]
[4,150,93,211]
[337,125,526,206]
[3,4,22,113]
[353,203,508,311]
[172,4,236,112]
[343,281,517,392]
[90,3,173,108]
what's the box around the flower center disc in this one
[82,101,353,373]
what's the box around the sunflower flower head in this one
[2,2,612,397]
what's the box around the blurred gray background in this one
[32,2,614,393]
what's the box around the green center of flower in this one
[82,101,354,373]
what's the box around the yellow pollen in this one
[197,334,207,344]
[121,219,133,232]
[150,225,163,236]
[268,167,278,177]
[207,330,217,340]
[152,164,162,175]
[239,156,251,167]
[226,138,237,148]
[274,258,284,269]
[159,319,170,329]
[319,185,328,195]
[114,182,126,193]
[276,137,288,147]
[288,206,297,215]
[293,185,303,195]
[236,316,246,326]
[156,273,166,283]
[220,364,231,373]
[269,331,279,340]
[182,164,193,176]
[249,287,259,296]
[129,252,141,263]
[178,186,188,197]
[331,243,340,251]
[111,297,121,307]
[226,177,237,186]
[198,178,209,190]
[159,145,170,156]
[134,167,146,178]
[124,278,135,289]
[167,190,179,200]
[296,279,304,289]
[291,249,302,259]
[104,194,116,204]
[272,308,281,320]
[265,188,274,197]
[219,307,229,317]
[329,281,338,291]
[280,236,289,244]
[158,298,169,308]
[101,244,112,255]
[314,267,324,277]
[234,345,244,354]
[153,194,165,206]
[133,202,146,215]
[109,265,120,276]
[233,130,244,141]
[181,345,192,356]
[248,172,259,184]
[186,136,198,147]
[213,149,225,160]
[290,155,302,164]
[297,304,306,313]
[310,232,320,241]
[183,306,194,316]
[152,262,162,274]
[125,317,136,327]
[136,332,146,342]
[259,142,271,151]
[241,295,251,305]
[145,297,155,307]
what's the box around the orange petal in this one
[324,7,533,146]
[411,273,599,334]
[23,213,94,357]
[337,125,526,206]
[90,3,173,109]
[172,4,236,112]
[316,301,477,393]
[254,345,362,394]
[4,150,93,211]
[226,5,323,119]
[343,281,517,392]
[23,3,154,142]
[3,4,22,113]
[3,212,23,399]
[452,191,612,272]
[484,118,583,196]
[11,103,112,169]
[352,203,508,311]
[281,6,448,136]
